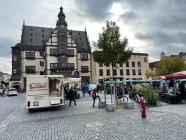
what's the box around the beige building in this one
[92,53,149,84]
[10,6,92,90]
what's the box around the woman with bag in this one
[92,89,100,107]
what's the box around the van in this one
[26,75,65,111]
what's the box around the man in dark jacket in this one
[69,87,76,106]
[180,82,185,100]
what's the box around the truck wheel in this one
[28,109,32,113]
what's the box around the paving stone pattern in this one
[0,92,186,140]
[0,94,25,124]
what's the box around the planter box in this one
[116,99,122,106]
[124,101,134,109]
[106,103,115,112]
[98,100,105,108]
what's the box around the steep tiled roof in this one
[149,61,160,68]
[22,25,90,50]
[22,26,53,46]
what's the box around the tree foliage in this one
[92,20,133,77]
[145,70,155,79]
[155,57,186,76]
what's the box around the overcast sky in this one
[0,0,186,74]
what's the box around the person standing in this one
[69,87,76,106]
[97,84,100,93]
[92,89,100,107]
[82,84,86,97]
[180,82,185,101]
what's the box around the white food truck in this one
[26,75,65,111]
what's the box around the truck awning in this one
[47,75,64,80]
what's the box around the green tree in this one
[145,70,155,79]
[155,57,186,76]
[92,20,133,103]
[92,20,133,78]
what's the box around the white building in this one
[92,53,149,84]
[10,6,92,90]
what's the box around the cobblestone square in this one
[0,93,186,140]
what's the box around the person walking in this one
[69,87,76,106]
[92,89,100,107]
[82,84,86,97]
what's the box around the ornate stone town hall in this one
[10,6,92,89]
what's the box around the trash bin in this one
[106,103,115,111]
[98,100,105,108]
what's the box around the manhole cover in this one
[85,122,104,127]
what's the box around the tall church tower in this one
[56,6,68,70]
[160,51,165,60]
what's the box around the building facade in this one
[9,6,92,89]
[92,53,149,84]
[149,51,186,73]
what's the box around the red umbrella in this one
[153,76,166,80]
[165,71,186,80]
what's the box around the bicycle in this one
[117,91,128,103]
[131,92,149,109]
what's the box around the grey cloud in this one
[118,0,186,61]
[135,33,153,41]
[0,36,16,57]
[74,0,121,21]
[136,31,186,46]
[123,0,156,10]
[156,14,186,29]
[119,11,139,24]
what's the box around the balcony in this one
[26,69,36,74]
[50,53,58,56]
[67,53,74,57]
[58,63,74,70]
[81,57,88,61]
[51,63,74,71]
[26,57,35,60]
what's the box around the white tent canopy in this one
[63,78,81,83]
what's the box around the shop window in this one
[132,69,136,75]
[126,61,129,67]
[99,69,103,76]
[120,69,123,76]
[113,69,117,75]
[126,69,130,75]
[106,69,110,76]
[40,61,44,67]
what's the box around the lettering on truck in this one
[28,83,48,91]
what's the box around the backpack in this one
[92,90,96,97]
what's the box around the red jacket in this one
[92,91,96,97]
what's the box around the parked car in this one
[7,88,18,96]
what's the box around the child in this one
[92,89,100,107]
